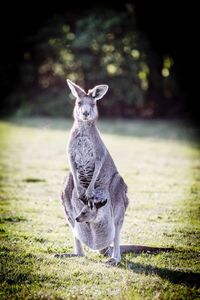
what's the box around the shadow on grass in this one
[23,178,46,183]
[124,260,200,288]
[0,215,27,223]
[117,245,200,288]
[118,244,174,254]
[54,245,200,288]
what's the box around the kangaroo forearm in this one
[69,159,79,189]
[89,161,102,188]
[89,152,106,189]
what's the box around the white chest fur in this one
[71,136,96,169]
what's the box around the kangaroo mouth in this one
[82,116,93,122]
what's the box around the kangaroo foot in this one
[106,258,120,266]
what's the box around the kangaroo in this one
[60,80,174,264]
[60,79,128,265]
[66,80,117,203]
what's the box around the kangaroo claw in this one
[106,258,119,266]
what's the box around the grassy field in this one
[0,117,200,299]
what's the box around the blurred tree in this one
[3,7,179,118]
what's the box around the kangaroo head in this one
[75,199,107,223]
[67,79,108,122]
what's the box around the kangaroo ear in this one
[88,85,109,100]
[88,200,94,209]
[95,199,107,209]
[66,79,86,99]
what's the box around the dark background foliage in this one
[0,1,198,121]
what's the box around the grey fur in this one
[61,80,129,265]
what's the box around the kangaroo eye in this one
[82,212,86,215]
[78,102,82,107]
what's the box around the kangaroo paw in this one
[106,258,119,266]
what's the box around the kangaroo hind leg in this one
[107,219,123,266]
[74,236,84,256]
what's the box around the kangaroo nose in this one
[83,111,89,117]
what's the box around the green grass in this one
[0,117,200,299]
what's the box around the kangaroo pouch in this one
[74,209,115,250]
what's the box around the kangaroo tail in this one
[119,245,174,254]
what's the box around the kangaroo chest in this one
[70,135,96,187]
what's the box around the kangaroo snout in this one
[83,110,89,117]
[75,216,81,222]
